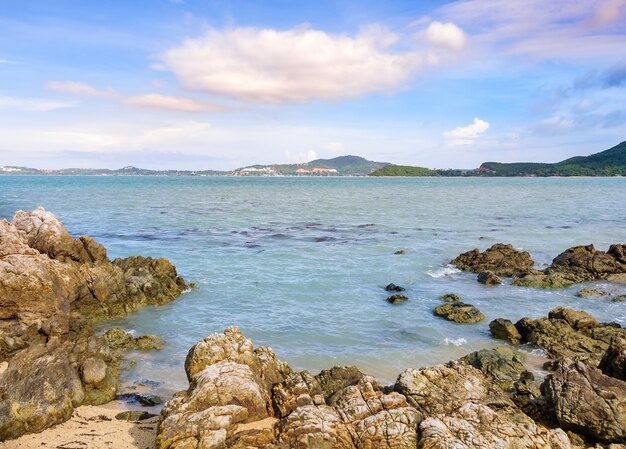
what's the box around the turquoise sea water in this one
[1,176,625,394]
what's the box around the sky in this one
[1,0,625,170]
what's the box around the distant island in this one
[1,141,625,177]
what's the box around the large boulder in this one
[451,243,535,276]
[543,359,626,443]
[489,318,522,344]
[0,334,118,440]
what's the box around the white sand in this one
[1,402,159,449]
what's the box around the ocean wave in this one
[442,337,467,346]
[427,265,461,278]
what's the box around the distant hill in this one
[478,141,626,176]
[232,155,390,176]
[0,165,224,176]
[369,165,439,177]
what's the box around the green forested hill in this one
[479,141,626,176]
[368,165,439,177]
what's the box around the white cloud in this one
[284,150,318,163]
[160,25,427,103]
[46,81,116,97]
[443,117,490,145]
[424,21,467,50]
[0,94,73,112]
[123,93,224,112]
[0,59,13,64]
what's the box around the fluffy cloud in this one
[124,93,223,112]
[443,117,490,145]
[0,94,73,112]
[160,25,458,103]
[46,81,116,97]
[424,22,466,50]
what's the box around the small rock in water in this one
[115,410,158,421]
[118,392,163,406]
[489,318,522,344]
[385,283,405,292]
[612,295,626,303]
[575,288,607,298]
[386,294,408,304]
[394,249,406,255]
[440,293,460,303]
[477,270,502,285]
[433,302,485,323]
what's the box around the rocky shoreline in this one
[1,210,625,448]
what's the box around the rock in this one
[543,359,626,443]
[477,270,502,285]
[440,293,460,302]
[514,307,624,363]
[460,347,541,409]
[512,272,579,289]
[103,328,164,351]
[599,334,626,381]
[576,288,608,298]
[394,249,406,255]
[489,318,522,344]
[115,411,158,421]
[612,295,626,303]
[451,243,535,276]
[384,283,405,292]
[433,302,484,323]
[12,207,108,264]
[385,294,408,304]
[0,335,118,440]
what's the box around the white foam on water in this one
[427,265,461,278]
[442,337,467,346]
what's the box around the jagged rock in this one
[115,410,158,421]
[543,359,626,443]
[103,328,164,351]
[512,272,579,288]
[12,207,108,264]
[612,295,626,303]
[451,243,535,276]
[276,404,354,449]
[439,293,460,302]
[489,318,522,344]
[386,294,408,304]
[477,270,502,285]
[0,208,186,362]
[385,283,405,292]
[599,334,626,381]
[433,302,484,323]
[0,334,118,440]
[576,288,608,298]
[515,307,624,363]
[394,249,406,255]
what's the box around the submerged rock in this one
[439,293,460,302]
[385,293,408,304]
[433,302,485,323]
[451,243,535,276]
[384,283,405,292]
[576,287,608,298]
[103,328,164,351]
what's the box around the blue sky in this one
[1,0,625,169]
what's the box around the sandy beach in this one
[1,402,159,449]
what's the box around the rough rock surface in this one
[0,208,186,441]
[543,359,626,443]
[439,293,460,302]
[433,302,485,323]
[0,207,186,361]
[576,288,608,298]
[385,293,408,304]
[451,243,535,276]
[158,329,573,449]
[514,307,625,363]
[599,333,626,381]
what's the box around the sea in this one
[1,176,625,396]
